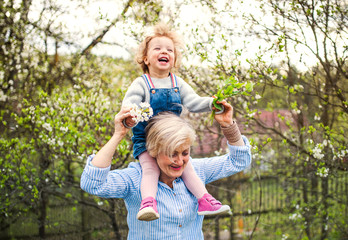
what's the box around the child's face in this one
[144,36,175,77]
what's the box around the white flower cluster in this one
[314,114,321,121]
[281,234,289,240]
[312,145,324,160]
[289,213,302,220]
[0,90,7,102]
[316,167,329,178]
[335,149,348,161]
[42,123,53,132]
[128,102,153,123]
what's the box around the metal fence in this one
[1,171,347,240]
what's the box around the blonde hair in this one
[145,112,195,158]
[136,23,183,73]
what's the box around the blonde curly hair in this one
[136,23,184,73]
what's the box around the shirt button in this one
[151,90,156,94]
[179,224,182,227]
[173,193,176,196]
[179,209,182,212]
[174,89,178,92]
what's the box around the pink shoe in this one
[136,197,160,221]
[198,193,230,216]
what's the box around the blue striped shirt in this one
[80,136,251,240]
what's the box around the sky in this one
[27,0,328,72]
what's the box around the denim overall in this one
[132,73,182,159]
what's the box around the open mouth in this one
[158,57,169,63]
[171,165,181,171]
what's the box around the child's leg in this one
[139,151,160,199]
[182,161,231,216]
[137,151,160,221]
[181,161,207,199]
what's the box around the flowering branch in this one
[211,75,254,122]
[129,102,154,123]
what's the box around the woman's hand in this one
[91,106,133,168]
[213,100,234,127]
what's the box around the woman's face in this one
[157,143,191,187]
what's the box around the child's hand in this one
[123,115,137,129]
[212,95,225,114]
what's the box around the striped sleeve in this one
[193,135,252,184]
[80,155,140,199]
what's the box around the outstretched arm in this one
[91,106,133,168]
[213,100,244,146]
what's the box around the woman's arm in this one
[81,106,140,198]
[192,136,251,184]
[91,106,133,168]
[190,100,251,183]
[213,100,244,146]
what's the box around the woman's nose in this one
[175,155,184,165]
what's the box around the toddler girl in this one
[122,23,230,221]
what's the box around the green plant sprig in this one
[211,75,254,122]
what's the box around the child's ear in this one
[144,57,149,65]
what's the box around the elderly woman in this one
[80,101,251,239]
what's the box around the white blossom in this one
[322,139,328,146]
[282,234,289,240]
[292,109,301,114]
[60,126,68,132]
[247,112,255,118]
[316,167,329,178]
[294,84,304,91]
[42,123,52,132]
[47,138,56,145]
[0,90,7,102]
[314,114,320,121]
[312,145,324,160]
[127,102,153,123]
[270,74,277,81]
[289,213,301,220]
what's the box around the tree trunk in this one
[227,189,235,240]
[320,178,329,240]
[81,191,91,240]
[302,177,311,239]
[214,190,220,240]
[38,190,48,239]
[110,200,122,240]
